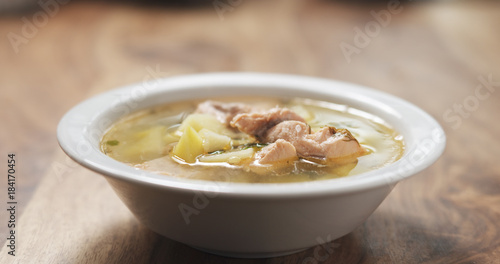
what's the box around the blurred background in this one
[1,0,499,263]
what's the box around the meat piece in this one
[305,126,337,142]
[225,104,363,161]
[264,122,364,160]
[296,128,364,159]
[195,101,253,125]
[264,120,310,143]
[322,132,365,159]
[254,139,297,164]
[231,107,305,140]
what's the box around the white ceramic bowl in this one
[57,73,445,258]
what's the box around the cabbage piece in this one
[199,148,255,165]
[118,126,167,162]
[290,105,313,122]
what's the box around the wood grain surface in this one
[1,0,499,263]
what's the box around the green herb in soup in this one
[101,97,404,183]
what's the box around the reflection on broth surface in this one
[101,97,404,183]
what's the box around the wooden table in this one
[1,0,499,263]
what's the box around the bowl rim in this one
[57,72,446,198]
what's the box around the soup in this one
[101,97,404,183]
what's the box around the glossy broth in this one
[101,97,404,183]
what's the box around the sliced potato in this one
[199,128,231,153]
[199,148,255,165]
[177,114,229,135]
[172,126,204,163]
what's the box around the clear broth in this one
[101,97,404,183]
